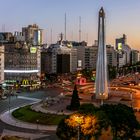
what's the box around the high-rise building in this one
[0,32,14,43]
[45,43,77,74]
[0,42,40,88]
[73,45,85,70]
[0,45,4,83]
[131,50,140,65]
[95,7,108,101]
[22,24,42,45]
[85,46,95,70]
[91,44,117,70]
[106,45,117,67]
[116,34,131,67]
[57,54,70,73]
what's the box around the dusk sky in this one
[0,0,140,49]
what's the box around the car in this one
[16,90,21,93]
[1,96,7,99]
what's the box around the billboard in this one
[30,47,37,53]
[118,43,122,50]
[78,60,82,67]
[21,79,30,86]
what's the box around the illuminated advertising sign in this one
[78,60,82,67]
[67,43,73,48]
[22,79,30,86]
[118,43,122,50]
[30,47,37,53]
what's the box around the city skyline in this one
[1,0,140,49]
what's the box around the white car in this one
[1,96,7,99]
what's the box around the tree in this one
[57,104,110,140]
[57,103,140,140]
[108,65,117,80]
[78,103,98,115]
[100,104,140,140]
[57,113,109,140]
[69,85,80,110]
[56,116,77,140]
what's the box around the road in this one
[0,88,60,140]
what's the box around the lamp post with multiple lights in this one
[74,115,83,140]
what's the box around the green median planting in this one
[12,105,67,125]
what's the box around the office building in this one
[131,50,140,65]
[0,42,40,88]
[73,45,85,70]
[116,34,131,67]
[85,46,95,70]
[45,43,77,74]
[106,45,117,67]
[22,24,42,45]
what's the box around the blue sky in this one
[0,0,140,49]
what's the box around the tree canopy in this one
[57,103,140,140]
[100,103,140,139]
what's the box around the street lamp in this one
[36,119,39,130]
[8,87,12,113]
[74,115,83,140]
[130,90,133,107]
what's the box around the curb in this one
[0,101,57,131]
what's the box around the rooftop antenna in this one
[50,28,52,44]
[64,13,67,41]
[2,24,5,32]
[71,31,73,41]
[79,16,81,42]
[45,29,47,44]
[86,33,88,44]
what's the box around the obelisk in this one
[95,7,108,104]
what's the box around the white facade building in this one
[46,44,77,74]
[0,45,4,83]
[73,46,85,70]
[85,46,95,70]
[131,50,140,65]
[0,43,41,86]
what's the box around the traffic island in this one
[12,105,67,125]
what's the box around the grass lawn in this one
[12,105,67,125]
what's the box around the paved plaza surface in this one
[1,82,140,139]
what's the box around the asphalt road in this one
[0,88,60,140]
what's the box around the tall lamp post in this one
[36,119,39,130]
[74,115,83,140]
[8,86,12,113]
[8,93,10,113]
[128,83,133,107]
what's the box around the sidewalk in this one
[0,95,74,132]
[0,129,49,140]
[31,98,74,115]
[0,94,98,132]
